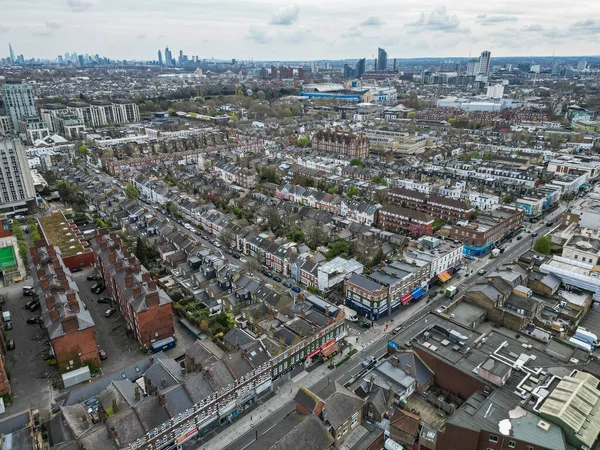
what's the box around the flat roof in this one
[38,212,91,258]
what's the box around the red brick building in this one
[30,244,99,371]
[378,204,434,235]
[38,211,95,270]
[92,231,174,350]
[388,187,473,222]
[312,129,369,159]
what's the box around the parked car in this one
[71,267,83,273]
[24,300,36,310]
[91,283,101,292]
[532,232,539,237]
[546,221,554,227]
[26,317,41,325]
[273,276,282,282]
[291,286,301,293]
[233,254,241,259]
[282,280,292,288]
[392,325,404,335]
[478,269,487,275]
[436,305,447,314]
[6,340,15,351]
[428,291,437,299]
[4,321,12,331]
[105,308,117,318]
[359,319,371,328]
[97,297,111,304]
[87,275,100,281]
[214,241,221,248]
[265,271,273,278]
[98,347,108,360]
[517,235,523,240]
[29,302,40,312]
[361,356,376,368]
[194,231,201,236]
[240,258,247,263]
[93,285,105,294]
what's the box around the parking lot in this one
[70,266,147,374]
[1,277,55,413]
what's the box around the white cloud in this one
[270,5,299,26]
[360,16,383,27]
[247,27,271,44]
[341,27,362,39]
[570,19,600,34]
[406,6,467,33]
[45,21,62,29]
[67,0,95,12]
[477,15,518,25]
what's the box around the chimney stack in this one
[114,260,123,271]
[125,271,133,288]
[142,273,151,283]
[108,250,116,264]
[131,285,142,299]
[391,356,399,367]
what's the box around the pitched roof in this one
[390,409,420,435]
[294,386,323,414]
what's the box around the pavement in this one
[196,204,568,450]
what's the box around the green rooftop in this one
[38,213,90,258]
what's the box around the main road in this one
[217,204,566,450]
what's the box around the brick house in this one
[31,244,99,371]
[92,231,174,351]
[312,129,370,159]
[389,409,421,449]
[378,204,434,235]
[344,273,389,321]
[388,187,473,222]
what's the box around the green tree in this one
[167,108,175,116]
[407,111,416,120]
[347,185,359,198]
[124,183,140,200]
[371,175,387,186]
[259,166,280,184]
[235,84,244,96]
[533,236,552,255]
[296,137,310,147]
[349,158,363,167]
[483,152,495,161]
[327,187,337,195]
[79,145,88,156]
[327,240,349,260]
[72,157,79,166]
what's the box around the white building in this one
[0,138,36,215]
[1,80,37,131]
[317,257,364,292]
[486,84,504,99]
[465,192,499,211]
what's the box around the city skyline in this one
[3,0,600,61]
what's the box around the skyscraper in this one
[478,50,491,75]
[0,138,36,215]
[8,44,15,63]
[377,48,388,71]
[1,80,37,131]
[355,58,366,78]
[158,50,163,65]
[164,47,172,66]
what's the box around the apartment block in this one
[378,204,434,235]
[92,230,174,350]
[388,187,473,222]
[312,129,369,159]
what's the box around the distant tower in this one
[158,50,163,65]
[8,43,15,63]
[478,50,491,75]
[377,47,388,71]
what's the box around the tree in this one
[533,236,552,255]
[349,158,363,167]
[219,228,235,249]
[296,137,310,147]
[259,166,280,184]
[370,247,385,268]
[244,256,262,274]
[347,185,359,199]
[167,108,175,116]
[407,111,416,120]
[135,237,147,263]
[327,187,337,195]
[72,157,79,167]
[265,208,281,231]
[483,152,495,161]
[549,133,564,149]
[327,240,349,260]
[408,223,426,238]
[79,145,88,156]
[235,84,244,96]
[124,183,140,200]
[371,175,387,186]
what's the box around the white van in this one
[384,438,405,450]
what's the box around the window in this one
[336,432,341,440]
[342,427,348,435]
[527,447,533,450]
[509,442,515,449]
[351,412,359,428]
[489,435,498,442]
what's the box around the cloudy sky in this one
[3,0,600,61]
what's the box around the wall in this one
[135,302,175,350]
[52,326,99,371]
[63,251,95,270]
[413,347,491,400]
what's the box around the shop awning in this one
[438,271,452,282]
[411,287,425,299]
[321,342,338,357]
[400,293,413,305]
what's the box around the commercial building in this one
[317,257,364,292]
[30,244,99,372]
[344,273,389,320]
[388,187,474,222]
[479,50,491,75]
[0,138,37,216]
[378,204,435,235]
[547,156,600,181]
[92,230,174,350]
[1,80,37,131]
[311,129,369,159]
[450,206,524,256]
[38,211,95,269]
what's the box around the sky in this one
[3,0,600,61]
